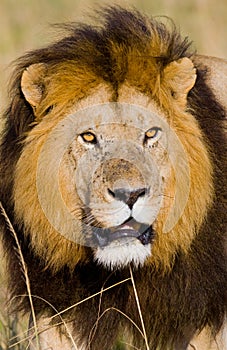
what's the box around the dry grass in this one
[0,203,148,350]
[0,0,226,348]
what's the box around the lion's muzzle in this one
[92,218,155,247]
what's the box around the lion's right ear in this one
[21,63,47,109]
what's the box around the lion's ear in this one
[21,63,47,109]
[162,57,197,106]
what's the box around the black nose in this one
[108,188,147,209]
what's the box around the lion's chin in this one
[94,238,152,270]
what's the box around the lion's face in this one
[57,97,173,269]
[13,59,213,271]
[31,87,173,269]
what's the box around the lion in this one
[0,6,226,350]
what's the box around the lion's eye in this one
[145,127,162,139]
[80,132,97,144]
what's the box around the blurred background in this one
[0,0,226,348]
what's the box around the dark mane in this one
[4,6,192,137]
[0,6,226,350]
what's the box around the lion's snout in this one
[107,187,147,209]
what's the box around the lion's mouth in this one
[92,218,155,247]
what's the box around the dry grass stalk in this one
[1,202,150,349]
[0,202,40,350]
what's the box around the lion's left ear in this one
[162,57,197,107]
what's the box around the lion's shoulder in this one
[193,55,227,111]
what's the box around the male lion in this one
[0,6,226,350]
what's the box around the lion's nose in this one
[108,188,147,209]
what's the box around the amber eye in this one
[80,131,97,144]
[145,127,162,140]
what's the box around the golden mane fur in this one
[11,15,213,272]
[13,85,213,271]
[0,6,226,350]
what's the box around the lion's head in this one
[12,35,212,271]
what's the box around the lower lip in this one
[107,229,140,243]
[92,225,154,247]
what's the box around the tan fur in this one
[14,86,113,271]
[14,56,214,272]
[192,55,227,110]
[1,7,226,350]
[21,63,47,109]
[118,85,213,269]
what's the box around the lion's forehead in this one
[92,123,141,140]
[66,85,166,134]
